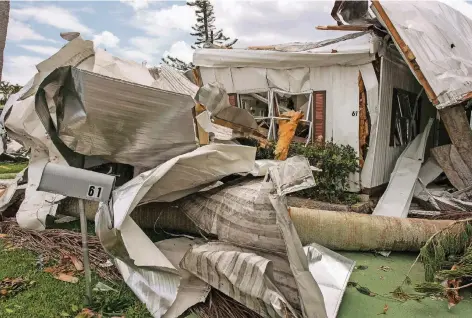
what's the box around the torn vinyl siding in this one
[359,63,380,189]
[199,65,363,192]
[369,55,423,189]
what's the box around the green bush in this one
[238,138,359,204]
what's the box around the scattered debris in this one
[356,265,369,270]
[0,219,119,280]
[347,282,376,297]
[0,277,34,298]
[378,304,389,315]
[54,273,79,284]
[379,266,392,272]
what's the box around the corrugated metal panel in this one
[153,65,199,98]
[373,1,472,107]
[369,56,422,188]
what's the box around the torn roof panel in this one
[194,32,377,68]
[372,0,472,108]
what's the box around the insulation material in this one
[275,111,304,160]
[35,66,197,168]
[373,1,472,107]
[373,118,434,219]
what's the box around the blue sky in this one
[4,0,342,85]
[4,0,472,85]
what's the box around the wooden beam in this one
[371,0,438,105]
[431,144,472,190]
[316,25,371,31]
[439,105,472,172]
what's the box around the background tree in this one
[0,0,10,83]
[161,55,195,72]
[162,0,237,71]
[0,81,21,106]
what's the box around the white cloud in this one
[93,31,120,49]
[120,0,150,11]
[210,0,337,47]
[132,4,194,36]
[7,19,54,42]
[163,41,194,63]
[2,55,43,85]
[118,49,154,64]
[19,45,60,56]
[111,36,166,64]
[11,6,93,35]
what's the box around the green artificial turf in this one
[338,252,472,318]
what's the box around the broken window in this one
[234,90,318,144]
[389,88,422,147]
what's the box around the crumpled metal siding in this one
[35,66,197,168]
[374,1,472,107]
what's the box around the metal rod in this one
[79,199,92,305]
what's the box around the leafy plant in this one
[239,138,360,204]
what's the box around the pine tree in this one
[162,0,237,71]
[161,56,195,72]
[187,0,237,49]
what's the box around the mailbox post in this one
[37,163,116,305]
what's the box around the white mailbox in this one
[38,163,115,202]
[37,162,116,305]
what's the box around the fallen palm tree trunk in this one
[59,199,453,252]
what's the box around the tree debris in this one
[0,277,34,298]
[0,219,119,280]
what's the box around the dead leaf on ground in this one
[68,255,84,271]
[379,266,392,272]
[0,277,31,298]
[378,304,389,315]
[54,273,79,284]
[75,308,99,318]
[0,233,8,239]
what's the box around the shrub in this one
[238,138,359,204]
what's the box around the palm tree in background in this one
[0,0,10,83]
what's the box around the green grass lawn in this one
[0,243,152,317]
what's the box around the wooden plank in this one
[358,72,368,168]
[313,91,326,143]
[316,25,372,31]
[371,0,438,105]
[431,144,472,190]
[194,103,209,146]
[438,104,472,171]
